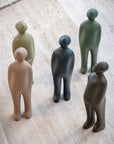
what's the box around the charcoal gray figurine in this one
[79,8,101,74]
[83,61,109,132]
[51,35,75,103]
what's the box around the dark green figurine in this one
[79,8,101,74]
[83,61,109,132]
[12,21,35,65]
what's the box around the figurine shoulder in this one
[100,74,107,84]
[66,48,74,57]
[80,20,88,27]
[8,62,16,70]
[52,48,61,55]
[94,21,101,29]
[25,32,33,39]
[24,61,32,69]
[88,72,95,78]
[13,34,19,42]
[24,62,33,75]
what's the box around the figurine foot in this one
[92,122,105,132]
[64,92,71,101]
[25,110,32,119]
[83,120,95,129]
[90,67,94,72]
[53,95,60,103]
[14,114,20,121]
[81,68,87,74]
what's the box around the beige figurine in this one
[8,48,33,121]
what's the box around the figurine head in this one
[93,61,109,74]
[14,48,27,62]
[87,8,98,21]
[59,35,71,49]
[16,21,27,34]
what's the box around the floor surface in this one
[0,0,114,144]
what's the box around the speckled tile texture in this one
[0,0,114,144]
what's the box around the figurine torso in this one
[79,20,101,49]
[12,33,35,64]
[9,61,32,92]
[51,47,74,77]
[84,72,107,105]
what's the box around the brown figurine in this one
[83,61,109,132]
[8,48,33,121]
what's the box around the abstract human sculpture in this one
[51,35,75,103]
[8,48,33,121]
[83,61,109,132]
[79,8,101,74]
[12,21,35,65]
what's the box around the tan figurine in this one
[8,48,33,121]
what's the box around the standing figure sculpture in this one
[79,8,101,74]
[51,35,75,103]
[83,61,109,132]
[12,21,35,65]
[8,48,33,121]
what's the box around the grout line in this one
[57,0,77,26]
[0,0,22,10]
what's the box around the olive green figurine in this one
[12,21,35,65]
[83,61,109,132]
[79,8,101,74]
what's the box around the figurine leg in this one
[93,101,105,132]
[11,91,21,121]
[53,77,61,103]
[80,48,89,74]
[22,91,32,119]
[63,77,71,101]
[91,48,98,72]
[83,101,95,129]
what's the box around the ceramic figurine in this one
[51,35,75,103]
[12,21,35,65]
[79,8,101,74]
[83,61,109,132]
[8,48,33,121]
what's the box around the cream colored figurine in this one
[8,48,33,121]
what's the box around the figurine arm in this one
[96,86,106,103]
[97,25,101,44]
[33,40,35,58]
[51,52,57,74]
[51,52,57,65]
[79,25,83,43]
[8,65,12,89]
[27,36,35,64]
[12,40,17,54]
[28,66,33,86]
[31,36,35,58]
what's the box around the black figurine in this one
[83,61,109,132]
[51,35,75,103]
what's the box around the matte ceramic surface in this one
[83,61,109,132]
[51,35,75,103]
[12,21,35,65]
[79,8,101,74]
[8,48,33,121]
